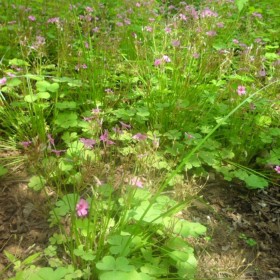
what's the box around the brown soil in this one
[186,182,280,280]
[0,179,51,279]
[0,177,279,279]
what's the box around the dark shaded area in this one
[0,179,51,278]
[187,183,280,279]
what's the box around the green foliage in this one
[1,0,280,279]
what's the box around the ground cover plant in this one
[0,0,279,279]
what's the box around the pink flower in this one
[47,134,55,146]
[129,177,144,188]
[206,30,217,37]
[144,26,153,32]
[201,8,218,18]
[21,141,32,148]
[193,53,200,59]
[85,6,94,13]
[165,27,172,33]
[233,39,239,44]
[237,86,246,96]
[216,22,224,28]
[162,55,171,63]
[0,77,7,86]
[28,15,36,21]
[76,199,89,217]
[252,12,262,19]
[100,130,115,145]
[274,166,280,174]
[258,69,266,77]
[172,40,180,47]
[132,133,147,141]
[80,138,96,148]
[179,13,187,21]
[47,17,59,24]
[154,59,162,67]
[120,121,131,129]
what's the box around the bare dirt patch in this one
[0,179,51,278]
[185,182,280,279]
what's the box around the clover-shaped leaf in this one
[96,256,134,272]
[108,235,130,256]
[172,219,206,237]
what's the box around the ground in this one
[0,177,279,279]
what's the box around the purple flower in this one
[124,19,131,25]
[162,55,171,63]
[116,22,124,27]
[129,177,144,188]
[132,133,147,141]
[252,12,262,19]
[232,39,239,44]
[258,69,266,77]
[154,59,162,67]
[237,85,246,96]
[274,166,280,174]
[85,6,94,13]
[206,30,217,37]
[92,108,101,115]
[28,15,36,21]
[0,77,7,86]
[120,121,131,129]
[144,26,153,32]
[165,27,172,33]
[21,141,32,148]
[193,53,200,59]
[172,40,180,47]
[185,132,194,139]
[216,22,224,28]
[80,138,96,148]
[83,116,94,122]
[92,27,99,33]
[47,17,60,24]
[105,88,113,94]
[100,130,109,142]
[179,13,187,21]
[254,38,263,44]
[47,134,55,146]
[201,8,218,18]
[76,199,89,217]
[100,130,115,145]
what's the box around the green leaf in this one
[55,112,78,128]
[236,0,249,12]
[28,176,46,191]
[22,252,41,265]
[9,58,29,66]
[24,95,38,103]
[37,91,50,99]
[244,174,268,189]
[99,270,142,280]
[0,165,8,176]
[6,78,22,87]
[56,101,77,110]
[255,115,271,127]
[108,235,130,256]
[172,219,206,237]
[36,81,59,92]
[74,245,95,261]
[96,256,134,272]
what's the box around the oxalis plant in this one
[5,80,278,280]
